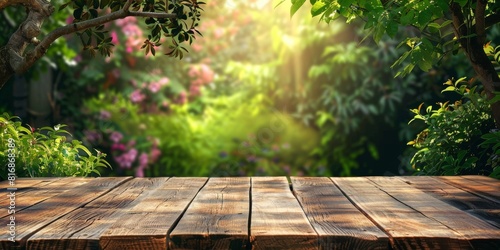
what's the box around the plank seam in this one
[23,177,133,249]
[166,177,210,250]
[366,178,475,249]
[329,178,394,250]
[439,177,500,205]
[0,178,74,218]
[288,178,321,249]
[247,177,252,250]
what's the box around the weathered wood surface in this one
[291,177,389,249]
[251,176,317,249]
[0,176,498,250]
[169,177,249,249]
[101,177,208,250]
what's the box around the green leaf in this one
[400,10,415,25]
[291,0,306,17]
[311,1,327,17]
[418,9,432,26]
[441,86,456,93]
[386,21,398,37]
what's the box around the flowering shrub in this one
[81,91,321,177]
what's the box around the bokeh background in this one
[1,0,498,177]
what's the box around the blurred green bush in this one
[0,113,109,178]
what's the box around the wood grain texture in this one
[27,178,166,250]
[0,177,131,250]
[0,177,61,190]
[251,176,317,250]
[399,176,500,228]
[169,177,250,249]
[369,176,500,249]
[1,176,499,250]
[100,177,208,250]
[332,177,472,249]
[440,176,500,204]
[1,177,91,214]
[291,177,389,250]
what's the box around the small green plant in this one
[408,77,498,177]
[0,113,110,178]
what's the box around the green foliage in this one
[0,113,110,178]
[59,0,204,59]
[292,0,498,77]
[408,78,497,177]
[82,92,320,177]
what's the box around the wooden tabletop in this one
[1,176,499,249]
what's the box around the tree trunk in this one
[451,3,500,128]
[0,46,16,89]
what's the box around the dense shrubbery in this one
[408,78,499,178]
[0,113,109,178]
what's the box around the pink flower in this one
[189,85,200,96]
[115,16,137,27]
[114,148,138,169]
[150,147,161,163]
[110,131,123,143]
[110,31,119,44]
[158,77,170,86]
[130,89,146,103]
[99,110,111,120]
[200,64,214,83]
[138,153,148,169]
[177,91,187,105]
[135,166,145,177]
[148,82,161,93]
[127,140,136,148]
[111,143,126,152]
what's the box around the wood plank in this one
[0,177,92,214]
[332,177,472,249]
[399,176,500,228]
[100,177,208,250]
[251,176,317,249]
[169,177,250,249]
[291,177,389,249]
[27,178,168,250]
[369,176,500,249]
[0,177,61,190]
[0,177,131,250]
[439,176,500,204]
[461,175,499,185]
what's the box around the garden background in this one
[1,0,499,179]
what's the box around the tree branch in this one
[475,0,487,45]
[16,7,176,73]
[0,0,29,10]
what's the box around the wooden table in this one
[1,176,499,249]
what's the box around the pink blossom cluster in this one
[115,16,143,53]
[148,77,170,93]
[129,77,170,103]
[188,64,214,96]
[108,130,162,177]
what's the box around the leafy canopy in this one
[290,0,500,77]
